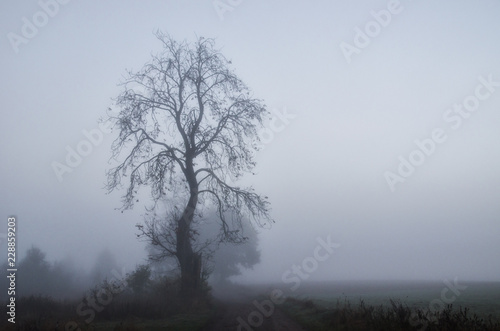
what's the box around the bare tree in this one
[106,32,272,295]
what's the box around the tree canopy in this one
[105,32,272,293]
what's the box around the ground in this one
[206,300,306,331]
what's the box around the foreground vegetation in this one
[1,268,215,331]
[3,276,500,330]
[281,297,500,331]
[1,294,215,331]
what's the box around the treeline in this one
[0,246,122,300]
[0,251,213,330]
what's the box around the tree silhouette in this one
[17,246,51,296]
[106,32,272,295]
[206,215,260,284]
[89,248,119,285]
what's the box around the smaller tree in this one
[127,264,152,295]
[210,234,260,284]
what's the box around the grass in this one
[1,298,216,331]
[91,312,214,330]
[1,314,214,331]
[280,296,500,331]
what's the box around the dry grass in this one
[281,297,500,330]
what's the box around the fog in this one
[1,0,499,300]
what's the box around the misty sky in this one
[1,0,499,283]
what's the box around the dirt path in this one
[206,300,307,331]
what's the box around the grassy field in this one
[263,280,499,330]
[280,296,500,331]
[285,280,500,319]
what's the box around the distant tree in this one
[17,246,51,296]
[50,257,83,298]
[0,246,88,300]
[106,32,272,295]
[89,248,119,285]
[208,219,260,284]
[20,246,50,270]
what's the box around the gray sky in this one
[1,0,499,283]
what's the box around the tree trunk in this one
[177,247,201,296]
[176,164,202,296]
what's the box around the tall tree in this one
[106,32,272,295]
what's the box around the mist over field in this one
[1,1,500,329]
